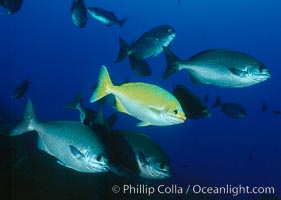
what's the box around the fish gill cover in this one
[0,0,281,200]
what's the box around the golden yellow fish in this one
[90,65,186,126]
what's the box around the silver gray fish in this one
[87,7,128,27]
[162,47,271,88]
[10,100,109,173]
[115,25,176,63]
[71,0,88,28]
[110,130,172,179]
[0,0,23,15]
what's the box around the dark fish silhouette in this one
[203,94,209,103]
[87,7,128,27]
[11,79,30,99]
[0,0,23,15]
[115,25,176,63]
[173,85,211,120]
[66,91,118,133]
[162,47,271,88]
[261,101,268,112]
[272,110,281,115]
[212,96,247,119]
[71,0,88,28]
[109,130,172,179]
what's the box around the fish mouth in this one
[148,167,171,179]
[88,162,110,172]
[175,115,186,122]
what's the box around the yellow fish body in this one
[90,65,186,126]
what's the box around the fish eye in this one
[159,163,166,169]
[96,155,102,162]
[258,66,264,72]
[165,28,171,34]
[173,110,178,115]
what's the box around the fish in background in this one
[203,93,209,103]
[10,99,110,173]
[109,130,172,179]
[11,78,30,99]
[261,101,268,112]
[173,85,211,120]
[272,110,281,115]
[66,90,118,134]
[90,65,186,126]
[0,0,23,15]
[162,47,271,88]
[115,25,176,68]
[71,0,88,28]
[212,96,247,119]
[128,54,152,76]
[87,7,128,27]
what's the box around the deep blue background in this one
[1,0,281,199]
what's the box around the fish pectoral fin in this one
[228,68,247,77]
[57,160,66,166]
[137,121,151,127]
[137,151,148,167]
[69,145,84,159]
[115,98,129,114]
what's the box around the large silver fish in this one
[115,25,176,63]
[162,47,271,88]
[110,130,172,179]
[10,100,110,173]
[71,0,88,28]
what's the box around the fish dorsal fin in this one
[115,98,129,114]
[188,49,221,60]
[137,151,148,167]
[137,121,151,127]
[228,67,247,77]
[69,145,84,159]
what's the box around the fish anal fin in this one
[137,121,151,127]
[115,98,129,114]
[188,73,204,84]
[57,160,66,166]
[37,137,50,153]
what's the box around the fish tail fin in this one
[115,38,130,63]
[161,47,182,80]
[10,99,37,136]
[65,90,83,110]
[118,17,128,27]
[212,96,222,108]
[90,65,114,103]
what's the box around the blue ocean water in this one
[1,0,281,200]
